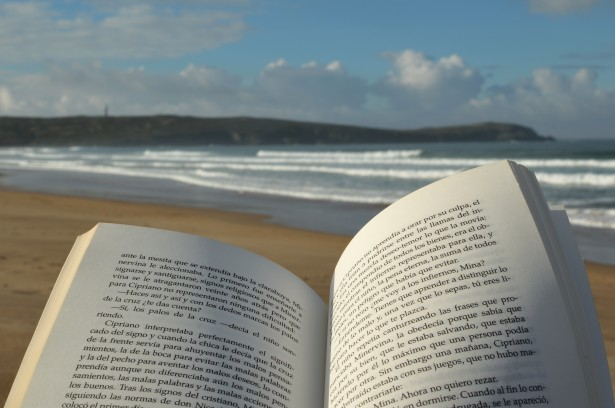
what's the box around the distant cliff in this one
[0,116,554,146]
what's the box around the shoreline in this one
[1,168,614,265]
[0,168,386,236]
[0,189,613,402]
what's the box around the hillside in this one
[0,116,554,146]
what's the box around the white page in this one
[548,207,613,406]
[326,161,596,407]
[15,224,327,408]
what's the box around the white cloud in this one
[326,61,344,73]
[253,60,368,121]
[377,49,484,110]
[384,50,465,89]
[265,59,288,71]
[490,68,612,115]
[0,1,248,63]
[527,0,600,15]
[464,68,615,138]
[180,64,241,87]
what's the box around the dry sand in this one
[0,189,613,403]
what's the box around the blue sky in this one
[0,0,614,139]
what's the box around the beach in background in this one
[0,141,614,402]
[1,141,614,264]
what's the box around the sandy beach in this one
[0,189,613,403]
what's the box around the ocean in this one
[0,140,613,264]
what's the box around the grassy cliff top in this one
[0,115,554,146]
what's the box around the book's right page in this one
[326,161,613,408]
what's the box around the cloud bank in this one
[2,52,613,139]
[0,2,247,62]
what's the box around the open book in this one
[5,161,613,408]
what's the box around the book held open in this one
[5,161,613,408]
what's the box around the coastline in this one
[0,189,613,402]
[1,168,613,264]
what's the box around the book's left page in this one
[6,223,327,408]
